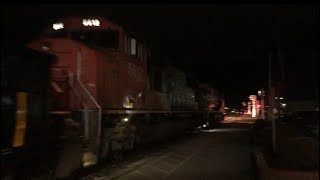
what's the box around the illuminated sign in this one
[82,19,100,26]
[53,22,64,30]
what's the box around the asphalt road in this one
[81,115,256,180]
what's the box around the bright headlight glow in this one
[53,22,64,30]
[123,117,129,122]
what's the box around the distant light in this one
[258,91,262,96]
[82,19,100,26]
[53,22,64,30]
[280,97,284,100]
[203,124,207,128]
[252,108,256,117]
[281,103,286,107]
[42,46,49,51]
[249,95,257,100]
[275,97,278,99]
[224,107,229,109]
[138,93,142,97]
[123,117,129,122]
[231,110,235,113]
[209,104,215,108]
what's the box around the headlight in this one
[122,117,129,122]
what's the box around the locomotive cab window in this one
[72,29,119,50]
[46,30,69,38]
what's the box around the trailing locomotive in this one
[1,47,56,179]
[2,16,224,179]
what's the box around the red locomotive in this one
[28,16,149,112]
[2,16,224,179]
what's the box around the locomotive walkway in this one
[82,115,257,180]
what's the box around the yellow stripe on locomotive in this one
[12,92,28,147]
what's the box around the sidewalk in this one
[255,147,319,180]
[253,119,319,180]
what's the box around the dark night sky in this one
[3,4,319,107]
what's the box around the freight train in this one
[1,16,224,179]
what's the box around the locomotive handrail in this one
[67,70,86,109]
[76,51,101,113]
[77,50,102,158]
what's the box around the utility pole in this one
[268,52,276,154]
[315,80,319,123]
[269,6,280,154]
[261,88,265,120]
[268,53,276,153]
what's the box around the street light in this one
[259,88,265,120]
